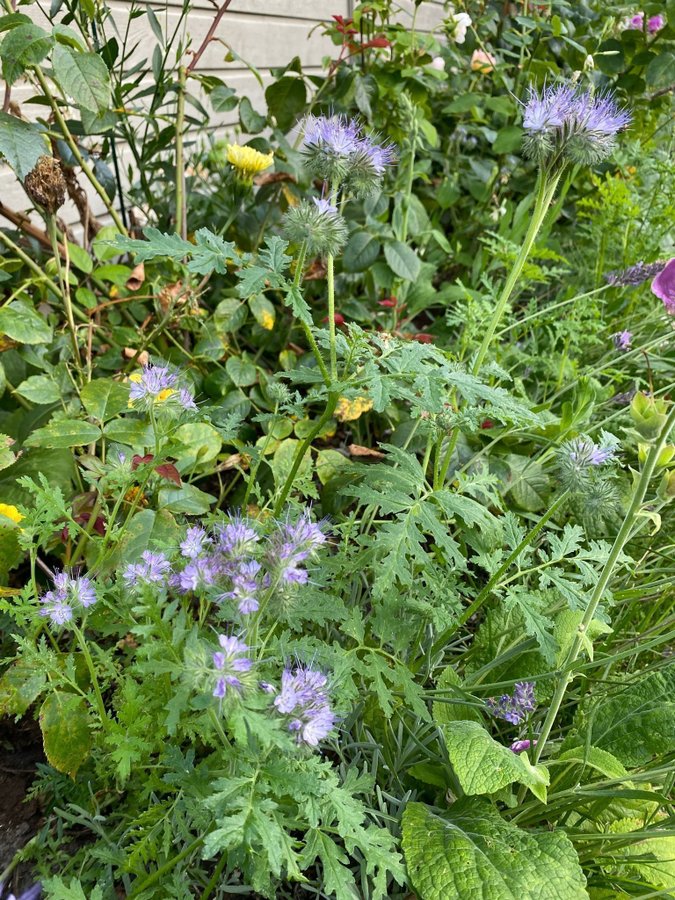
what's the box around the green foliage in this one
[402,801,589,900]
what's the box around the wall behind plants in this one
[0,0,446,226]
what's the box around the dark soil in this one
[0,716,43,895]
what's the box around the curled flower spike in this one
[522,83,630,168]
[225,144,273,184]
[300,114,395,192]
[221,559,262,614]
[39,571,97,627]
[212,634,253,698]
[605,260,665,287]
[180,526,211,559]
[267,512,328,586]
[123,550,172,588]
[274,665,335,746]
[486,681,536,725]
[216,515,260,557]
[283,199,348,258]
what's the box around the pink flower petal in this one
[651,258,675,314]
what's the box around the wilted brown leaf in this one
[126,262,145,291]
[348,444,385,459]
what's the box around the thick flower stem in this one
[175,66,188,240]
[533,403,675,764]
[72,623,109,728]
[327,253,337,382]
[46,214,82,378]
[273,393,338,516]
[472,171,561,375]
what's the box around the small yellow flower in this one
[260,310,275,330]
[128,373,142,384]
[156,388,176,403]
[226,144,273,183]
[0,503,24,525]
[335,396,373,422]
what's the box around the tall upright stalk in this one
[472,171,561,375]
[533,403,675,763]
[175,66,188,240]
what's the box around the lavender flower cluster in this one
[39,571,96,627]
[605,260,665,287]
[301,114,395,190]
[207,637,335,746]
[486,682,536,725]
[128,364,197,413]
[122,512,327,615]
[522,84,631,167]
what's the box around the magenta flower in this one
[626,12,665,33]
[510,739,537,753]
[651,258,675,314]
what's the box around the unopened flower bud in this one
[630,392,668,441]
[657,470,675,501]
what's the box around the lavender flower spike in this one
[605,260,665,287]
[39,571,98,626]
[612,330,632,351]
[123,550,171,588]
[486,681,536,725]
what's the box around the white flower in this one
[430,56,445,71]
[584,54,595,71]
[451,12,472,44]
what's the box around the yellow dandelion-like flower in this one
[156,388,176,403]
[335,396,373,422]
[260,310,275,330]
[0,503,24,525]
[226,144,273,183]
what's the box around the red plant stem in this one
[186,0,234,74]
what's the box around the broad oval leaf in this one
[24,419,102,449]
[39,691,91,778]
[52,44,111,112]
[384,240,421,281]
[402,801,589,900]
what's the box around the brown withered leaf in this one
[158,281,187,313]
[348,444,385,459]
[126,262,145,291]
[303,258,327,281]
[219,453,247,471]
[155,462,181,486]
[254,171,298,186]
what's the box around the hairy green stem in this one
[418,489,571,668]
[46,214,82,377]
[72,623,109,727]
[0,228,64,302]
[533,405,675,763]
[273,393,338,516]
[472,171,561,375]
[326,253,337,382]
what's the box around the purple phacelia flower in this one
[626,12,665,33]
[221,559,261,614]
[39,571,97,625]
[565,435,617,468]
[217,516,260,557]
[274,665,334,746]
[522,83,630,166]
[212,634,252,698]
[312,197,338,215]
[301,114,361,158]
[178,557,217,593]
[486,681,536,725]
[39,590,73,626]
[612,330,633,351]
[180,526,211,559]
[267,512,328,586]
[123,550,171,587]
[651,258,675,314]
[128,364,196,411]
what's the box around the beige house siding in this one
[0,0,446,225]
